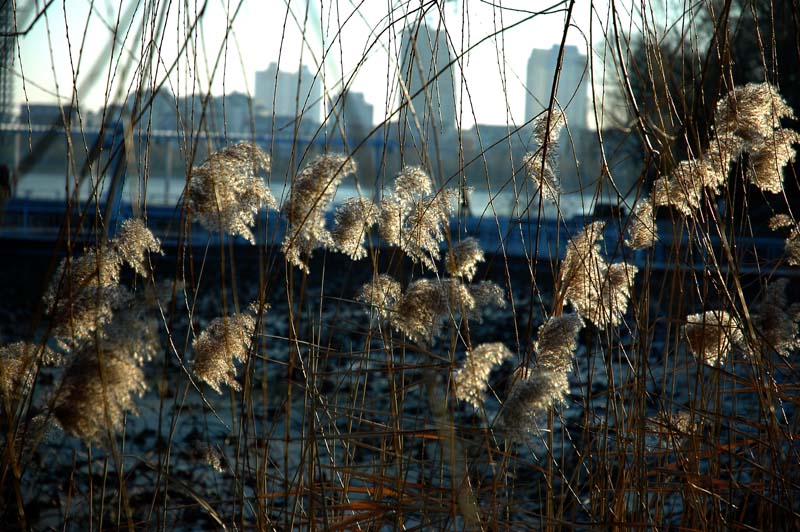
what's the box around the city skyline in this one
[10,40,591,136]
[3,1,622,128]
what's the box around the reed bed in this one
[2,1,800,530]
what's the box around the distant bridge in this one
[0,121,401,147]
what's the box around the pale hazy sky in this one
[9,0,634,127]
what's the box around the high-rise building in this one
[525,45,590,193]
[397,21,456,143]
[254,63,322,125]
[327,90,376,181]
[525,45,589,132]
[327,90,373,143]
[1,6,16,123]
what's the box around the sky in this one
[8,0,635,127]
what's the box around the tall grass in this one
[2,1,800,530]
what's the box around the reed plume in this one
[400,190,457,271]
[592,262,639,327]
[749,128,800,193]
[703,130,743,188]
[391,278,473,343]
[330,197,378,260]
[626,200,656,250]
[0,342,59,399]
[645,411,694,450]
[192,442,226,473]
[393,165,433,207]
[44,247,124,343]
[714,82,794,144]
[283,154,357,272]
[377,197,404,248]
[377,166,457,271]
[643,83,794,223]
[356,274,403,322]
[769,214,800,265]
[652,159,706,215]
[454,343,514,408]
[193,312,256,393]
[560,222,637,327]
[534,313,584,373]
[684,310,744,366]
[52,346,147,442]
[447,238,484,281]
[496,369,569,441]
[97,293,161,365]
[752,279,800,357]
[468,281,507,320]
[524,110,566,202]
[113,218,163,277]
[187,141,276,244]
[561,222,605,317]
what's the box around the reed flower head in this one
[787,229,800,266]
[769,214,800,265]
[1,341,60,399]
[496,369,569,441]
[193,312,256,393]
[394,166,433,207]
[523,109,566,202]
[749,128,800,194]
[114,218,162,277]
[390,279,446,342]
[652,159,705,215]
[561,222,605,317]
[390,278,474,343]
[590,262,639,327]
[769,213,794,231]
[467,280,506,321]
[684,310,744,366]
[377,166,456,271]
[331,197,378,260]
[534,313,584,373]
[714,82,794,144]
[454,343,514,408]
[561,222,637,327]
[704,131,744,187]
[523,151,560,202]
[187,141,275,244]
[533,109,566,147]
[645,411,694,450]
[626,200,656,250]
[357,274,403,321]
[752,279,800,357]
[401,191,455,271]
[282,154,357,272]
[53,347,147,442]
[377,197,404,248]
[192,442,226,473]
[447,238,484,281]
[98,295,161,365]
[45,246,121,313]
[46,270,128,343]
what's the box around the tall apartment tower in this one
[525,45,588,132]
[397,21,456,145]
[525,45,589,192]
[328,90,375,181]
[254,63,322,124]
[0,6,16,123]
[328,90,374,142]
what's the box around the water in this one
[15,172,594,221]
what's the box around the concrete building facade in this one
[255,63,322,124]
[397,21,456,146]
[525,44,589,132]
